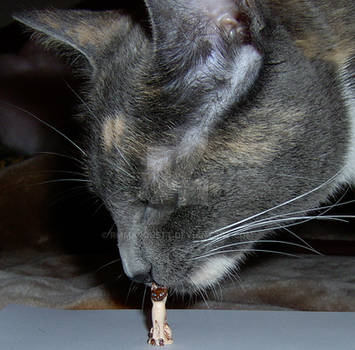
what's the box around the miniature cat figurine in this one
[148,283,173,346]
[13,0,354,294]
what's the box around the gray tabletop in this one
[0,304,354,350]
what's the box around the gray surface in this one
[0,305,355,349]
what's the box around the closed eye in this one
[142,202,176,226]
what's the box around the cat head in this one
[14,0,347,294]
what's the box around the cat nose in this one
[131,272,153,284]
[119,244,153,284]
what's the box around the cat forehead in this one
[97,106,284,192]
[100,113,178,180]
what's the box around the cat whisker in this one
[116,273,124,281]
[189,277,210,308]
[87,196,107,214]
[206,214,353,247]
[101,223,116,240]
[104,157,136,180]
[195,239,321,259]
[142,285,148,310]
[203,171,342,241]
[27,169,87,177]
[112,144,137,173]
[194,248,301,261]
[216,280,224,301]
[200,190,355,246]
[48,185,91,207]
[30,178,90,186]
[125,280,135,305]
[35,151,84,166]
[95,257,121,273]
[63,80,97,120]
[281,226,318,253]
[202,216,311,246]
[93,199,108,216]
[0,100,87,156]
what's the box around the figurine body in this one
[148,283,173,346]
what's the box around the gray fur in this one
[14,0,355,294]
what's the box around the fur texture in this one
[13,0,355,294]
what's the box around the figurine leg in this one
[163,323,173,344]
[148,321,166,346]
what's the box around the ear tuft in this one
[221,11,252,43]
[13,10,133,70]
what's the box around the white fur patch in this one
[146,147,174,183]
[189,256,236,289]
[193,0,236,21]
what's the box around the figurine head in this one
[151,283,168,302]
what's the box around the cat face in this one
[14,0,350,294]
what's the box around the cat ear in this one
[144,0,264,166]
[144,0,263,53]
[144,0,263,103]
[13,10,132,69]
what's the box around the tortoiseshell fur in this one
[14,0,355,294]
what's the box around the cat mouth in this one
[149,254,240,295]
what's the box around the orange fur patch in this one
[102,116,126,150]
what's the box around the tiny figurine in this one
[148,282,173,346]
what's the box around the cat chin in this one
[185,255,241,292]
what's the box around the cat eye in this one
[141,202,176,226]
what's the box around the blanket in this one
[1,250,354,311]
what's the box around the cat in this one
[13,0,355,295]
